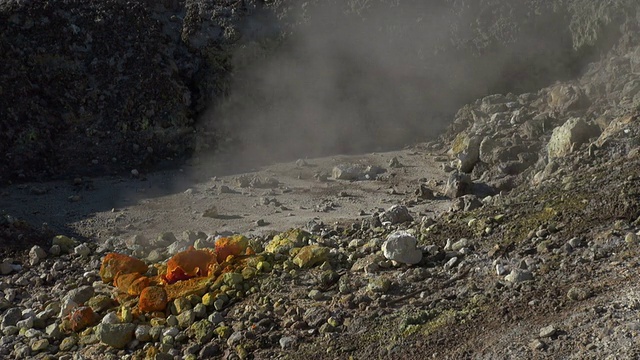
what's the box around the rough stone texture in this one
[332,164,367,181]
[379,205,413,225]
[445,172,472,198]
[95,323,136,349]
[548,117,601,159]
[292,245,329,268]
[266,229,311,254]
[382,231,423,265]
[450,133,481,173]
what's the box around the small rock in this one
[172,297,192,315]
[167,241,190,255]
[567,287,591,301]
[539,325,557,338]
[95,323,136,349]
[625,232,638,244]
[332,164,366,180]
[0,261,13,275]
[504,269,533,283]
[222,272,244,286]
[45,323,62,339]
[382,231,422,265]
[135,325,152,342]
[444,171,472,198]
[177,310,196,329]
[59,336,78,351]
[16,317,34,329]
[416,184,435,200]
[199,343,221,358]
[166,315,179,327]
[101,312,120,324]
[2,325,18,335]
[63,286,95,310]
[367,277,391,293]
[215,325,232,339]
[153,232,177,248]
[188,319,214,343]
[451,238,470,252]
[213,299,225,311]
[86,295,114,313]
[227,331,244,347]
[1,307,22,329]
[379,205,413,225]
[529,339,546,350]
[208,312,224,325]
[388,157,403,168]
[13,345,30,359]
[308,289,324,301]
[444,257,458,270]
[52,235,77,254]
[548,117,600,159]
[49,245,61,256]
[279,336,297,349]
[265,229,310,254]
[568,237,583,248]
[163,327,180,338]
[74,243,91,257]
[24,328,41,338]
[29,246,47,266]
[292,245,330,268]
[192,303,207,319]
[31,338,49,352]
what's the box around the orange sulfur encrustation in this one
[215,235,251,263]
[114,272,151,296]
[162,247,218,284]
[138,286,168,312]
[100,235,252,313]
[100,253,148,284]
[68,306,99,332]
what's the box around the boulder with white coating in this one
[382,231,423,265]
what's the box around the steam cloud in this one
[201,1,573,168]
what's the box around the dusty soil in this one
[1,147,451,242]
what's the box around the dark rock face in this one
[0,0,637,181]
[0,0,252,180]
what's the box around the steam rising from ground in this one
[200,1,571,168]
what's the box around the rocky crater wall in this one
[0,0,637,181]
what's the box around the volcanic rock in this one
[96,323,136,349]
[548,117,601,159]
[382,231,422,265]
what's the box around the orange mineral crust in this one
[138,286,168,313]
[100,237,253,313]
[162,247,218,284]
[99,253,148,284]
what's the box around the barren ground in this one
[1,146,451,244]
